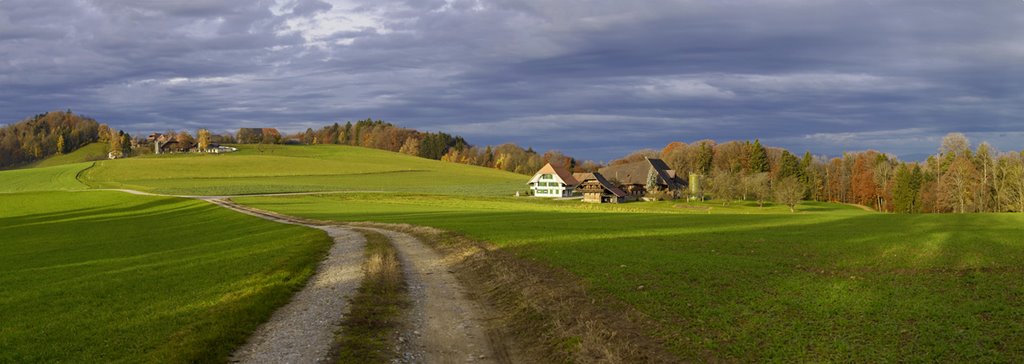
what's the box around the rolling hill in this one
[27,142,108,168]
[0,162,333,362]
[80,144,526,196]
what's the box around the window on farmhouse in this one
[541,174,553,180]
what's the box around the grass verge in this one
[334,229,410,364]
[0,191,333,363]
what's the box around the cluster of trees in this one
[99,124,133,158]
[0,110,102,168]
[237,128,282,144]
[654,134,1024,213]
[293,118,598,175]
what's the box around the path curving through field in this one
[101,189,504,362]
[210,199,367,364]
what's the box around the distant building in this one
[527,163,579,198]
[574,173,628,203]
[156,139,194,154]
[598,157,685,198]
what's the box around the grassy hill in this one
[235,193,1024,362]
[0,162,92,193]
[80,144,526,196]
[0,153,336,362]
[27,142,108,168]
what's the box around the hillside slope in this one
[80,144,527,196]
[0,162,91,193]
[27,143,108,168]
[0,191,331,363]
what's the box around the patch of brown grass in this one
[333,229,409,364]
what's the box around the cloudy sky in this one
[1,0,1021,161]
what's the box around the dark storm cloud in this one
[1,0,1022,160]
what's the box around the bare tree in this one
[743,172,771,207]
[940,132,970,158]
[940,156,980,213]
[708,169,740,205]
[774,177,805,213]
[997,155,1024,212]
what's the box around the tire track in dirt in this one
[358,227,504,364]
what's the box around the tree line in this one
[654,133,1024,213]
[0,110,102,168]
[290,118,598,175]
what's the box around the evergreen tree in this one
[893,164,923,213]
[777,150,801,179]
[696,143,714,175]
[749,139,769,173]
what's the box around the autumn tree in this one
[97,124,112,143]
[197,129,211,151]
[108,128,122,157]
[177,130,194,146]
[399,136,421,156]
[850,153,877,207]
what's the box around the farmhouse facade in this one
[527,163,579,197]
[574,173,628,203]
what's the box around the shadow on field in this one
[0,198,185,230]
[533,212,1024,361]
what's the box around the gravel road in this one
[360,227,502,364]
[212,200,367,364]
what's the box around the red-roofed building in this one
[527,163,579,197]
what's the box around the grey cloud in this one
[0,0,1022,160]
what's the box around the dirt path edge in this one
[349,222,682,364]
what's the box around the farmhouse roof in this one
[578,172,627,197]
[529,163,579,185]
[598,157,682,188]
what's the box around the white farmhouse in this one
[527,163,580,197]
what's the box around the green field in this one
[27,142,108,168]
[6,143,1024,362]
[0,162,92,193]
[236,193,1024,362]
[0,190,332,362]
[80,144,525,196]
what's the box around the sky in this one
[1,0,1022,161]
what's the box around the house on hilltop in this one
[527,163,579,198]
[598,157,685,198]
